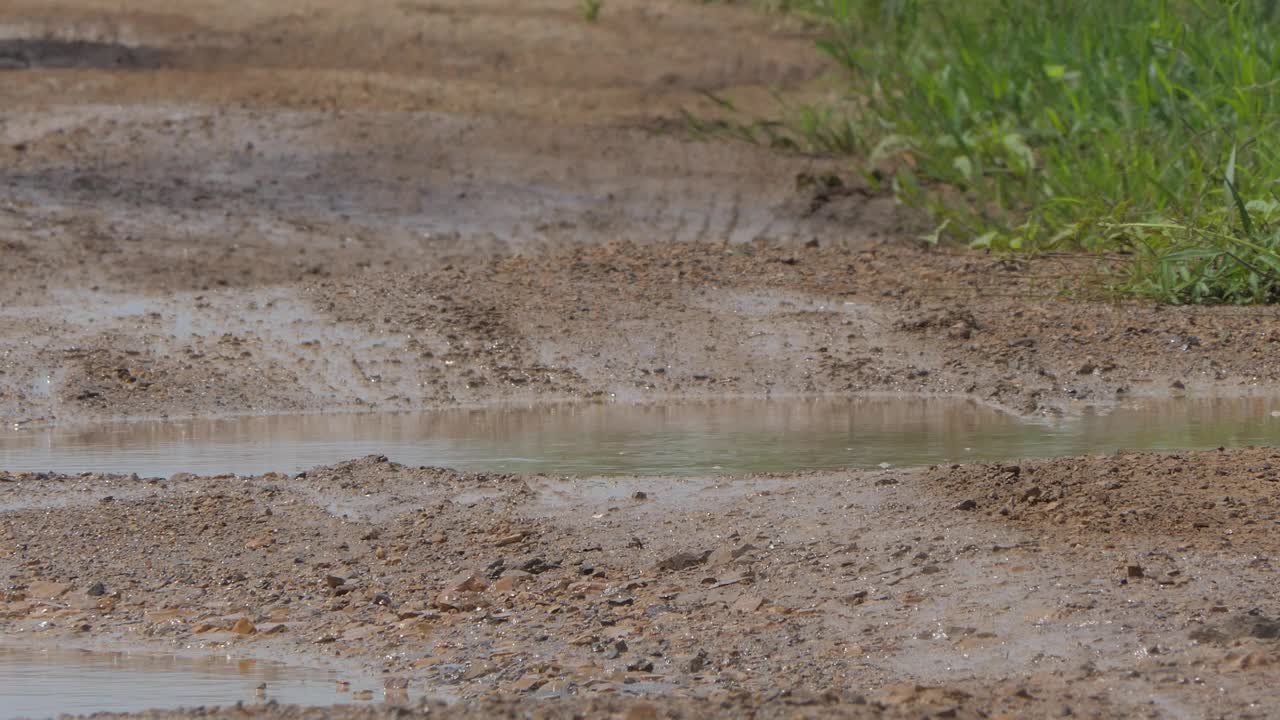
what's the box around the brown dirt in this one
[2,0,1274,426]
[930,448,1280,553]
[3,454,1279,718]
[2,1,1280,719]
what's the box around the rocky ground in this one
[1,0,1280,718]
[3,450,1280,718]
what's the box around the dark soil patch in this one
[0,39,170,70]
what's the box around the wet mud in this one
[0,39,172,70]
[1,0,1279,718]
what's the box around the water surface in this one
[0,646,408,720]
[4,396,1279,477]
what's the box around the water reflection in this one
[2,396,1279,477]
[0,645,401,719]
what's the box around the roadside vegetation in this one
[720,0,1280,304]
[580,0,604,22]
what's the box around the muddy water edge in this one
[2,0,1280,718]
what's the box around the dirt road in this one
[3,0,1276,426]
[1,1,1279,718]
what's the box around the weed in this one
[581,0,603,22]
[771,0,1280,304]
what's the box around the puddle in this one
[3,397,1280,477]
[0,645,413,720]
[0,39,169,70]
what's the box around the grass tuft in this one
[580,0,604,22]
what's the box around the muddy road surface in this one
[1,1,1280,719]
[2,0,1276,426]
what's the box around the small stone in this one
[494,532,527,547]
[232,617,257,635]
[462,662,497,680]
[520,557,559,574]
[843,590,869,606]
[1127,565,1145,579]
[732,594,765,613]
[323,575,345,589]
[449,572,490,593]
[435,591,488,611]
[953,499,977,511]
[707,544,755,567]
[434,571,491,609]
[509,675,546,693]
[86,582,106,597]
[655,550,710,572]
[491,570,532,594]
[626,658,654,672]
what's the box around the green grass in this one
[580,0,604,22]
[772,0,1280,304]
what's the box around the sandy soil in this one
[2,1,1280,718]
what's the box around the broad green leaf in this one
[1043,64,1067,80]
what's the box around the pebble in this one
[655,550,709,572]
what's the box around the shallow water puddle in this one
[0,646,411,720]
[4,396,1280,477]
